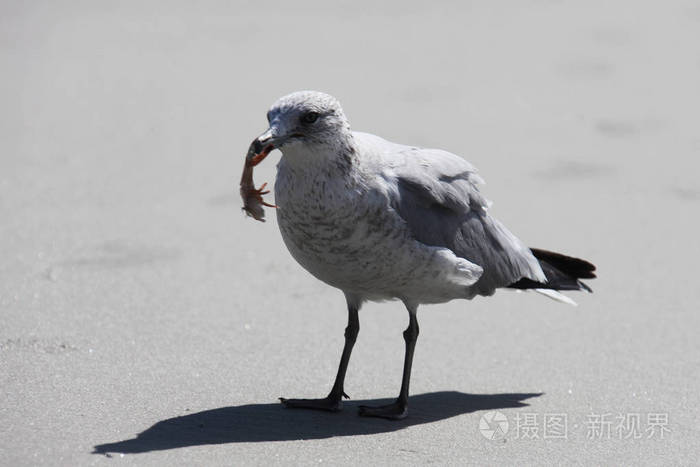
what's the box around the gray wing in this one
[376,141,546,297]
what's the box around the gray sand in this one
[2,1,699,465]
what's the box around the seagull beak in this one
[253,128,276,152]
[248,128,279,166]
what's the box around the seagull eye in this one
[301,112,319,124]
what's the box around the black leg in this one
[358,305,419,420]
[280,303,359,412]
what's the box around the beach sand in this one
[2,1,700,464]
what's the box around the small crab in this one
[240,140,276,222]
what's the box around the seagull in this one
[247,90,596,420]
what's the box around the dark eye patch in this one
[301,111,319,124]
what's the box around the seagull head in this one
[252,91,352,158]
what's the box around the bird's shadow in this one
[93,391,541,455]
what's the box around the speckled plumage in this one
[268,91,546,308]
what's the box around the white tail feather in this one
[534,289,578,306]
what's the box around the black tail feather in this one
[530,248,596,279]
[508,248,596,292]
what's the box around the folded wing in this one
[376,141,546,297]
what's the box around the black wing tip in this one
[530,248,597,279]
[507,277,593,293]
[578,280,593,293]
[506,248,596,293]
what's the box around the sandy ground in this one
[2,1,700,465]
